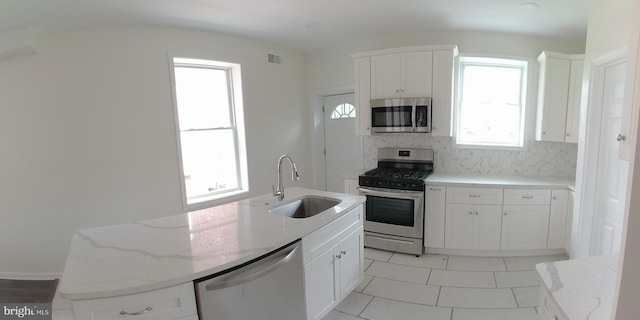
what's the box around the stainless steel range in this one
[358,148,433,256]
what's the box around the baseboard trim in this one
[425,247,568,257]
[0,271,62,280]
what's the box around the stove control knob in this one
[389,182,395,187]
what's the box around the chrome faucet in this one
[272,154,300,201]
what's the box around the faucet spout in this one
[272,154,299,201]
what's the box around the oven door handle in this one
[358,187,423,200]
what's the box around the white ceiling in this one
[0,0,588,52]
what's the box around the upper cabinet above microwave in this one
[353,45,458,136]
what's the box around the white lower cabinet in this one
[303,205,364,320]
[435,185,571,254]
[501,205,550,250]
[71,282,198,320]
[445,204,502,250]
[538,285,569,320]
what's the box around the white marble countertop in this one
[58,187,365,300]
[536,254,618,320]
[426,173,575,189]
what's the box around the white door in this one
[591,61,629,255]
[323,93,363,193]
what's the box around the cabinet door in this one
[354,57,372,135]
[536,55,571,142]
[431,50,455,137]
[338,227,363,298]
[371,54,401,99]
[402,51,433,98]
[425,186,446,248]
[304,246,339,320]
[548,190,569,249]
[445,204,474,249]
[501,205,550,250]
[565,59,584,143]
[473,205,503,251]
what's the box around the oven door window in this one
[365,195,415,227]
[371,106,412,128]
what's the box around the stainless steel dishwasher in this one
[195,239,306,320]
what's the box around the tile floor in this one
[322,248,568,320]
[50,249,567,320]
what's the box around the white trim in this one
[573,50,628,259]
[351,45,458,58]
[425,247,566,257]
[0,271,61,280]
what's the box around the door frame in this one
[573,47,628,258]
[309,85,355,191]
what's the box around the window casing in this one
[455,57,528,149]
[171,57,248,208]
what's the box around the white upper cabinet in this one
[353,45,457,136]
[535,51,585,143]
[371,52,433,99]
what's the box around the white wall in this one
[0,26,309,276]
[307,30,586,177]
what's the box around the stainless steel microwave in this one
[370,97,432,133]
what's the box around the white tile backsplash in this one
[364,135,577,177]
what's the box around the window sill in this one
[184,189,250,211]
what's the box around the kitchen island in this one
[58,187,365,319]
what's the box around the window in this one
[171,57,248,207]
[455,57,528,149]
[330,103,356,119]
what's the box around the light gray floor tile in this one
[364,248,393,262]
[354,274,374,293]
[365,261,431,284]
[447,256,507,271]
[495,270,540,287]
[334,291,374,316]
[452,307,538,320]
[389,253,448,269]
[361,297,452,320]
[504,255,558,271]
[513,286,541,307]
[321,310,365,320]
[438,287,518,308]
[428,269,496,288]
[363,258,374,271]
[363,277,440,305]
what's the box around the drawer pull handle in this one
[469,195,480,198]
[120,306,152,316]
[522,196,534,199]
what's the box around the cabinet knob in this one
[566,133,570,136]
[336,250,347,259]
[504,212,508,216]
[617,133,626,142]
[475,212,479,215]
[468,211,473,215]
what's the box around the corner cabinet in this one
[302,205,364,320]
[535,51,585,143]
[352,45,458,136]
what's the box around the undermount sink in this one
[269,196,342,218]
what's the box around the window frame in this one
[453,55,530,151]
[169,56,249,210]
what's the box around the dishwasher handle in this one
[204,243,300,291]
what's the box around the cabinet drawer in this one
[72,282,197,320]
[503,189,551,205]
[303,205,363,263]
[446,187,503,205]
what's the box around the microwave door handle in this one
[427,102,432,131]
[412,105,417,131]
